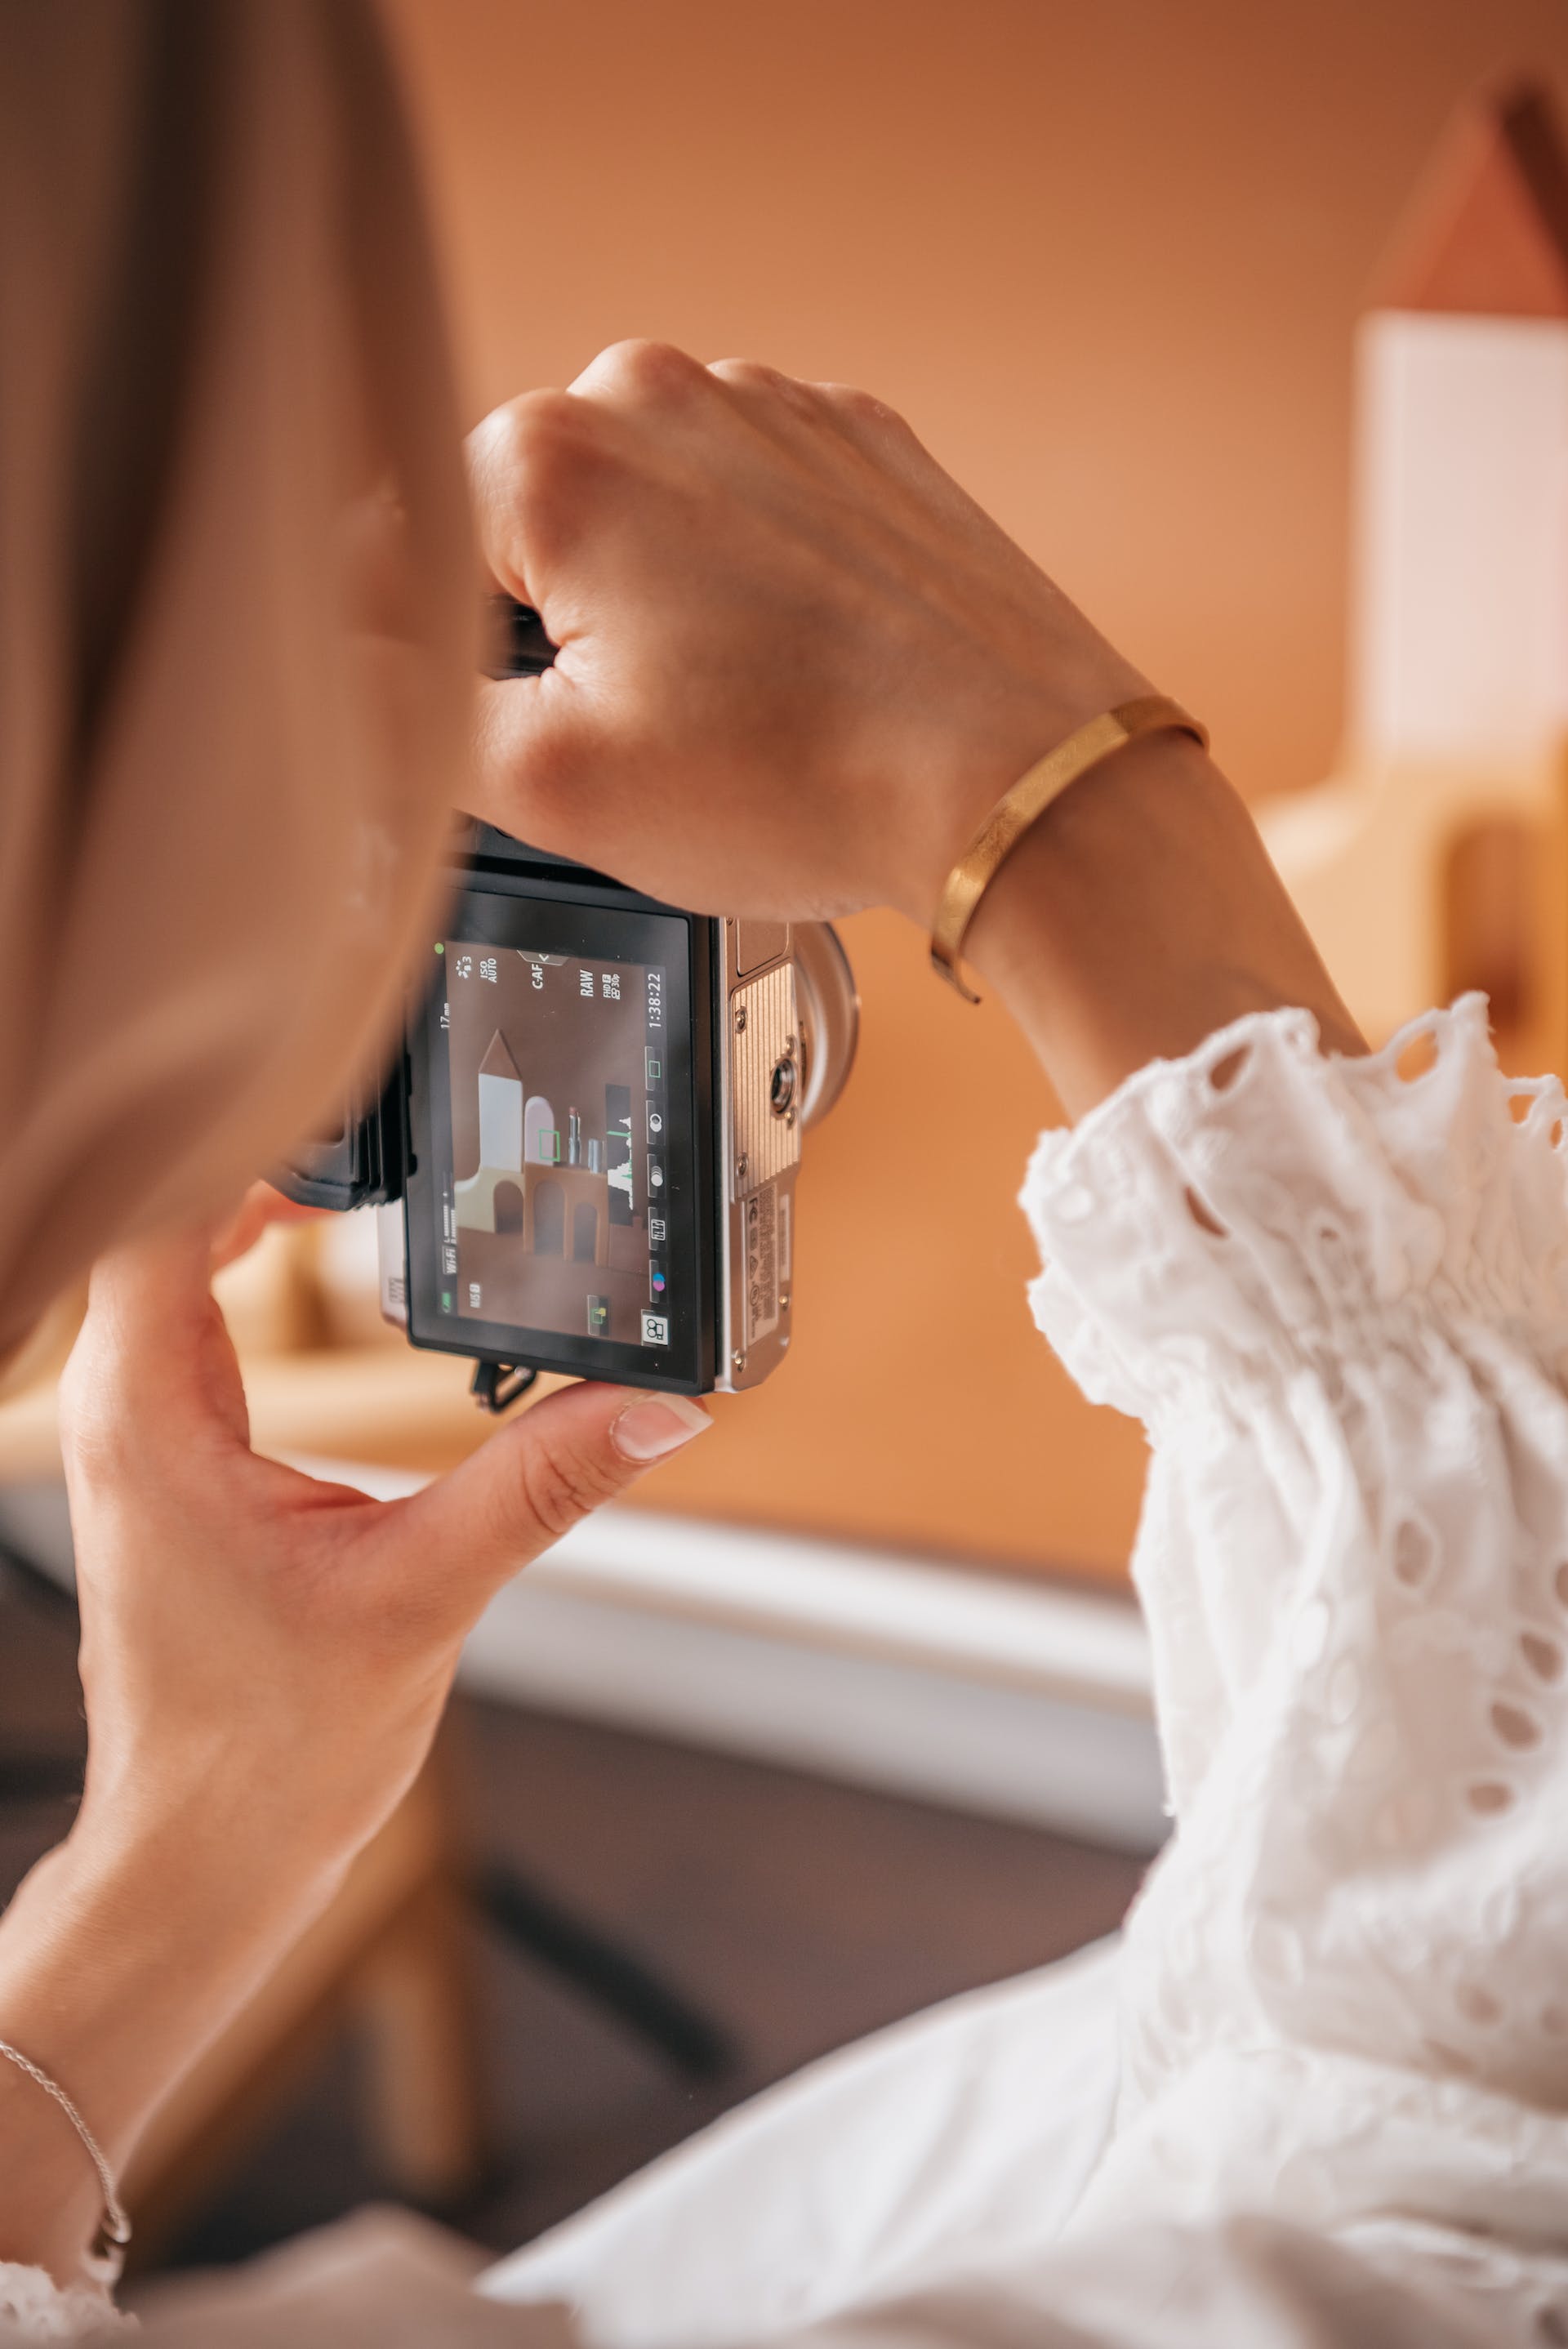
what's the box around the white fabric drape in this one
[483,993,1568,2347]
[16,995,1568,2344]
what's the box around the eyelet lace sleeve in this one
[0,2262,127,2341]
[1022,995,1568,2292]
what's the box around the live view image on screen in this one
[439,941,673,1348]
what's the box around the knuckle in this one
[823,380,898,428]
[597,337,702,402]
[711,358,815,413]
[709,355,778,391]
[491,390,587,493]
[475,394,596,575]
[472,395,528,489]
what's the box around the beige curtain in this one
[0,0,476,1361]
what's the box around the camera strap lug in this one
[470,1361,540,1415]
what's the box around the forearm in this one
[961,732,1365,1118]
[0,1816,341,2283]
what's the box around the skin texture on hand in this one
[468,341,1362,1109]
[0,1193,708,2284]
[468,339,1153,929]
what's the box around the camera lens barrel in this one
[791,922,860,1127]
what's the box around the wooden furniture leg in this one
[351,1872,485,2205]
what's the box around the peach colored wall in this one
[386,0,1568,1580]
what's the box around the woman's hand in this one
[469,341,1361,1113]
[468,340,1148,927]
[63,1196,707,1891]
[0,1193,707,2282]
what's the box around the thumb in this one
[468,669,601,845]
[209,1182,326,1273]
[402,1380,710,1607]
[66,1227,250,1457]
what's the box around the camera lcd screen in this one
[404,886,703,1388]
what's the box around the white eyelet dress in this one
[1023,992,1568,2341]
[15,995,1568,2347]
[484,995,1568,2347]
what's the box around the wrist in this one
[0,1807,346,2153]
[959,729,1362,1114]
[888,649,1153,931]
[0,1820,341,2285]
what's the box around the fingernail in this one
[612,1393,713,1462]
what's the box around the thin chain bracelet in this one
[0,2037,131,2282]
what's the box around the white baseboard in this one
[302,1462,1165,1854]
[0,1469,1166,1856]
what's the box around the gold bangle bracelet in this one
[929,696,1209,1003]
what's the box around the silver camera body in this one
[361,903,858,1399]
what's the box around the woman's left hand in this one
[0,1191,708,2281]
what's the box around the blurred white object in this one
[1264,84,1568,1052]
[312,1208,403,1348]
[1354,313,1568,764]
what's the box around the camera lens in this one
[770,1056,796,1117]
[792,923,860,1127]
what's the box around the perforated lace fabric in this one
[1025,992,1568,2312]
[19,992,1568,2344]
[0,2262,124,2341]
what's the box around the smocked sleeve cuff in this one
[1020,993,1568,1430]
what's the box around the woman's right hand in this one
[467,340,1360,1115]
[467,340,1151,929]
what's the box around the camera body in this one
[278,607,857,1405]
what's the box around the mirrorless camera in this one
[277,601,858,1408]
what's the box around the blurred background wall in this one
[386,0,1568,1580]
